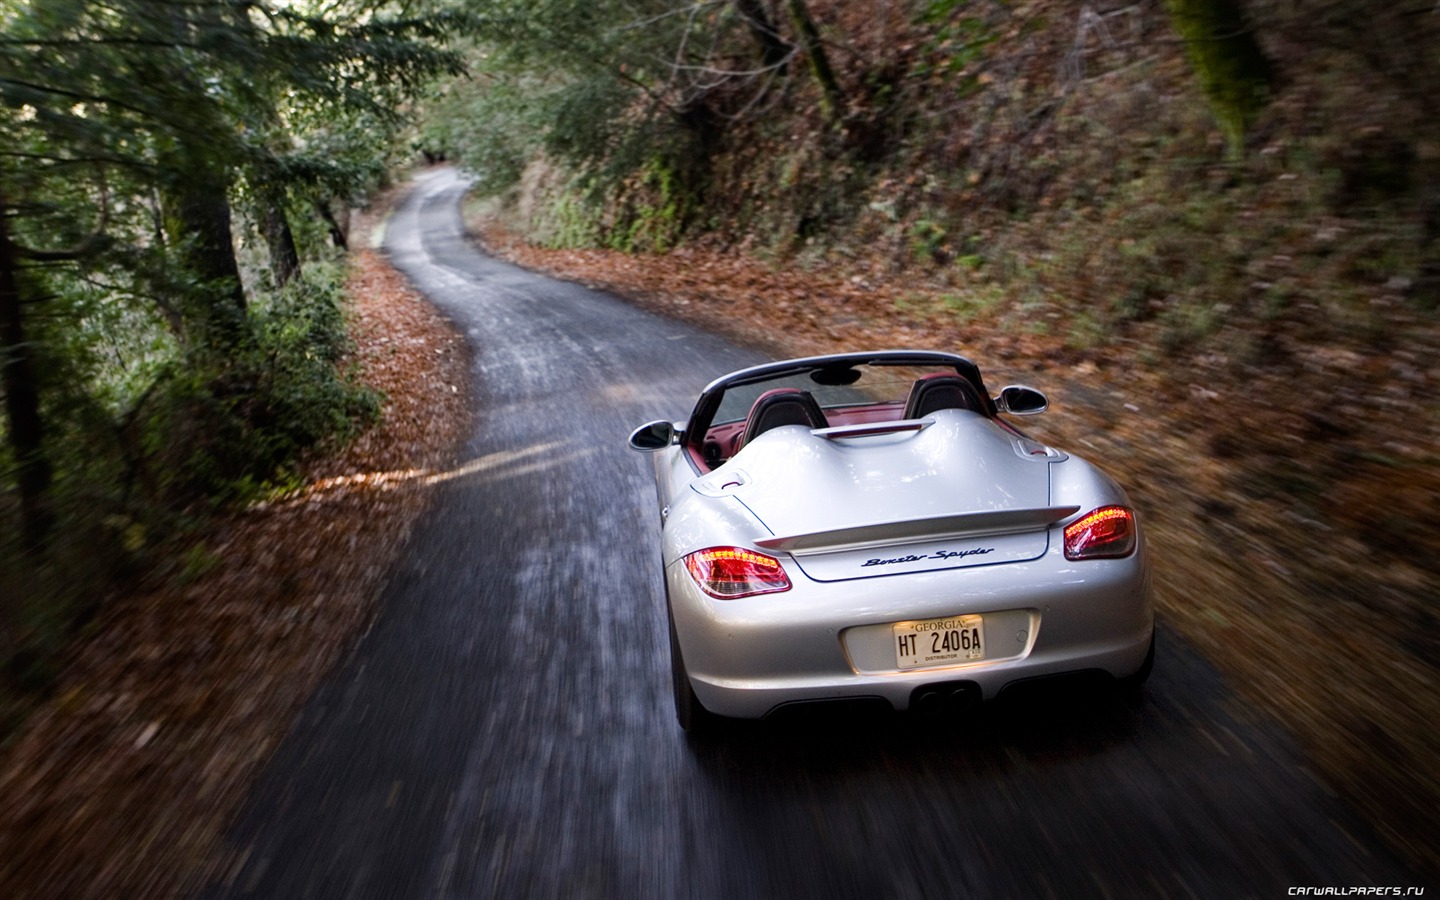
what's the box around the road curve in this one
[205,168,1420,899]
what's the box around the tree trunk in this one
[316,198,350,252]
[0,205,54,555]
[735,0,791,70]
[784,0,845,126]
[161,162,249,347]
[1164,0,1274,159]
[260,185,301,288]
[157,2,249,346]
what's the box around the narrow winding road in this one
[207,168,1420,899]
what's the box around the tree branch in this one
[13,167,112,263]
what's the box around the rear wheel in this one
[668,605,720,734]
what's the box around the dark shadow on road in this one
[673,626,1418,899]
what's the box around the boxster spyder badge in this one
[864,547,995,567]
[628,350,1154,732]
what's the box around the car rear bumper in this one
[667,542,1153,719]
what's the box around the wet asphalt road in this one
[206,168,1422,899]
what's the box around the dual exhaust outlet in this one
[909,681,981,716]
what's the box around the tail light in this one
[1064,506,1137,560]
[683,547,792,599]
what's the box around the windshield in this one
[710,364,968,425]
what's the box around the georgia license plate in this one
[893,615,985,669]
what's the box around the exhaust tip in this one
[911,689,944,716]
[945,684,980,713]
[910,681,980,716]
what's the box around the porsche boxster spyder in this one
[628,351,1154,731]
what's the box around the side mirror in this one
[995,385,1048,415]
[628,420,677,452]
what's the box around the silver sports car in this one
[628,350,1154,731]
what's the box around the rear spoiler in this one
[753,506,1080,556]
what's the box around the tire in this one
[668,604,719,734]
[1118,627,1156,691]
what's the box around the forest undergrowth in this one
[0,197,474,899]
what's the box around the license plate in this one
[893,615,985,669]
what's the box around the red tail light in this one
[1064,506,1137,560]
[683,547,792,599]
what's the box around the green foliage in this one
[137,268,380,507]
[420,73,554,197]
[178,543,223,584]
[534,189,603,249]
[0,0,462,718]
[606,157,690,252]
[909,219,948,263]
[419,0,770,246]
[543,77,647,172]
[1163,0,1274,158]
[916,0,997,86]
